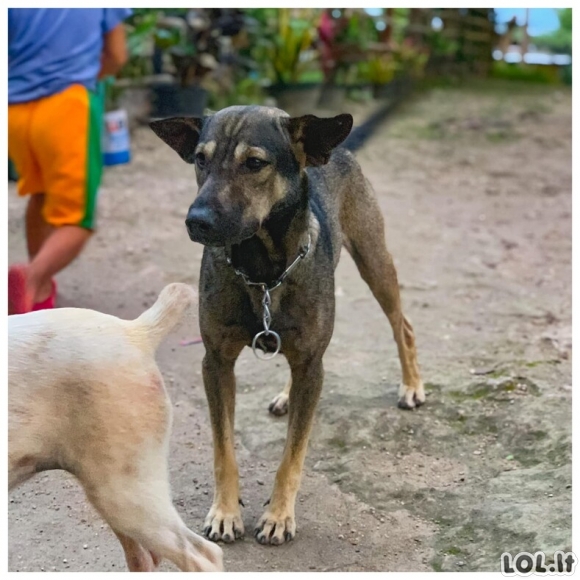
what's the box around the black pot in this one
[149,83,208,118]
[267,83,322,116]
[317,83,347,111]
[372,82,396,100]
[372,77,411,100]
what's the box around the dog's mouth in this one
[185,222,258,247]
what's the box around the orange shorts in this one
[8,84,103,230]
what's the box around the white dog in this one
[8,283,223,572]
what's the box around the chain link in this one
[226,234,312,360]
[262,288,272,333]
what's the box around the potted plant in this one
[358,38,429,100]
[112,9,249,119]
[359,52,399,99]
[107,9,164,128]
[248,9,322,115]
[317,9,378,110]
[396,39,429,80]
[148,9,218,117]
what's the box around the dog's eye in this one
[245,157,268,172]
[195,152,206,168]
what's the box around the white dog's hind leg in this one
[81,457,224,572]
[114,532,160,572]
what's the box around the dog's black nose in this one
[185,206,216,238]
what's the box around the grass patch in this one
[491,62,563,85]
[431,559,443,572]
[448,376,540,403]
[486,129,519,143]
[328,436,348,450]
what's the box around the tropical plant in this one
[362,54,398,84]
[389,8,412,44]
[208,76,267,109]
[117,9,248,87]
[319,9,378,85]
[247,9,319,85]
[334,9,379,47]
[117,9,163,79]
[358,41,429,86]
[425,29,459,57]
[395,40,430,79]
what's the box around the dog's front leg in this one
[255,356,324,545]
[202,347,244,543]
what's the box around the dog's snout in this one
[186,206,216,236]
[184,184,258,246]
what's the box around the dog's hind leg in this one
[82,467,223,572]
[340,178,425,409]
[8,455,37,490]
[74,373,223,572]
[268,377,292,416]
[114,532,160,572]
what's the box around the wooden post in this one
[380,8,394,44]
[521,8,530,59]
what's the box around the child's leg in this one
[8,101,48,313]
[26,226,92,303]
[24,194,54,302]
[10,199,89,311]
[25,193,53,259]
[8,84,102,313]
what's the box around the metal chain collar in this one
[225,234,312,360]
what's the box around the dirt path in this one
[8,80,571,572]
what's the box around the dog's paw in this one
[254,508,296,545]
[203,504,244,543]
[150,551,162,570]
[268,392,289,416]
[198,539,225,571]
[397,382,426,410]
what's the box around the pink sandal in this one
[32,279,57,312]
[8,265,34,315]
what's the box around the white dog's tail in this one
[133,283,197,350]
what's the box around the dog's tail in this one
[133,283,197,350]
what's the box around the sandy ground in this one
[8,80,571,572]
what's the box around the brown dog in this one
[151,106,424,546]
[8,283,223,572]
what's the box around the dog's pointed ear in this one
[286,114,353,166]
[149,117,204,163]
